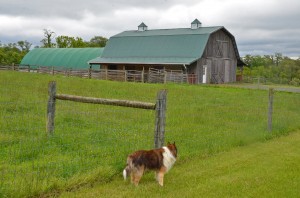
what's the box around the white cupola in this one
[138,22,148,31]
[191,19,202,29]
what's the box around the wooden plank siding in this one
[200,29,238,84]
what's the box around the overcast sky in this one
[0,0,299,57]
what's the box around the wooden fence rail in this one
[55,94,156,110]
[47,81,167,148]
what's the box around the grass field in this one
[61,130,300,198]
[0,71,300,197]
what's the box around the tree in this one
[56,35,74,48]
[56,36,87,48]
[41,29,56,48]
[17,40,32,52]
[242,55,269,67]
[71,37,86,48]
[88,36,108,47]
[0,42,24,65]
[274,52,283,66]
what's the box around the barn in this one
[21,48,104,70]
[89,19,244,84]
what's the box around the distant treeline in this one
[242,53,300,86]
[0,29,108,65]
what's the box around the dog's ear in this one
[167,141,171,145]
[173,141,176,145]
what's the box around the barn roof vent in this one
[191,19,202,29]
[138,22,148,31]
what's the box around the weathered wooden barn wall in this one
[184,29,237,84]
[201,29,237,83]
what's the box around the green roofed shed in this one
[21,48,104,69]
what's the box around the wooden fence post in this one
[154,90,167,148]
[88,66,92,79]
[268,88,274,132]
[47,81,56,135]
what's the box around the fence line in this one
[1,65,196,84]
[47,81,166,148]
[241,76,300,86]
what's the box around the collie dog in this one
[123,142,177,186]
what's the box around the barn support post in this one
[142,67,145,83]
[47,81,56,135]
[105,69,108,80]
[268,88,274,132]
[88,65,92,79]
[154,90,167,148]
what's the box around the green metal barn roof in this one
[89,27,222,65]
[21,48,104,69]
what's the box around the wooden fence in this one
[1,64,197,84]
[47,81,167,148]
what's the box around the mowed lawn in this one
[61,130,300,198]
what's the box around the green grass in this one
[61,130,300,198]
[0,71,300,197]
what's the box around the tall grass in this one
[0,71,300,197]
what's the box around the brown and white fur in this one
[123,142,177,186]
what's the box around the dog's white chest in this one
[162,147,176,172]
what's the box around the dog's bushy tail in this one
[123,157,133,180]
[123,168,128,180]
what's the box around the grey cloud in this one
[0,0,198,18]
[0,0,299,57]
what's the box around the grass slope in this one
[0,71,300,197]
[62,130,300,198]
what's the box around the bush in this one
[290,78,300,86]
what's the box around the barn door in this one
[224,60,231,83]
[218,60,225,83]
[210,59,225,84]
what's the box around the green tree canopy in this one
[0,40,30,65]
[242,54,300,86]
[88,36,108,47]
